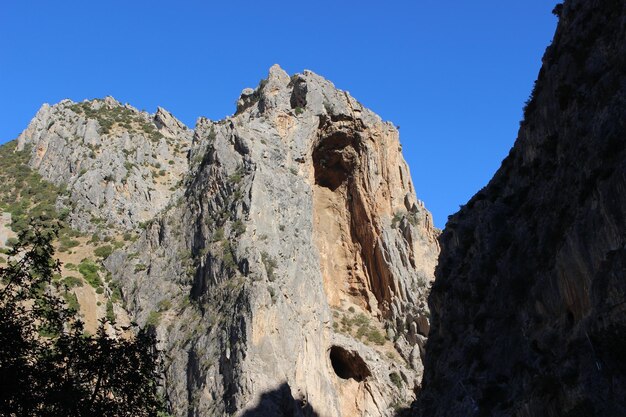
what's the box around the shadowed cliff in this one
[418,0,626,416]
[239,383,319,417]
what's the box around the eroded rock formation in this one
[419,1,626,416]
[12,65,439,416]
[16,97,191,231]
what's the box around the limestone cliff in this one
[16,97,191,232]
[10,66,439,416]
[419,1,626,416]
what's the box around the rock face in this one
[16,97,191,232]
[14,66,439,416]
[419,1,626,416]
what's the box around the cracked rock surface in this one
[16,65,439,416]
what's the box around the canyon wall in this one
[419,1,626,416]
[12,65,440,416]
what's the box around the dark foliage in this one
[0,223,165,417]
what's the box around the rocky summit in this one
[4,64,439,416]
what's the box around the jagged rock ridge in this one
[16,97,191,232]
[419,1,626,416]
[13,65,439,416]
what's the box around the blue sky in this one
[0,1,558,228]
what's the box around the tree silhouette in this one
[0,223,165,417]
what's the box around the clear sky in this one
[0,1,558,228]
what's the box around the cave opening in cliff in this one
[312,127,382,311]
[312,131,359,191]
[329,346,371,382]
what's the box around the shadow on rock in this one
[240,382,318,417]
[392,403,417,417]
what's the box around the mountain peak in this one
[7,67,438,417]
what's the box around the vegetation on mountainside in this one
[0,224,166,416]
[391,210,421,229]
[0,141,127,331]
[69,101,165,143]
[331,308,388,346]
[0,141,72,237]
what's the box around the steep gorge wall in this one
[419,1,626,416]
[11,66,439,416]
[312,107,437,317]
[105,66,440,416]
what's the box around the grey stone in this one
[14,64,440,417]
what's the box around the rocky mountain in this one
[4,65,439,416]
[16,97,192,231]
[418,0,625,416]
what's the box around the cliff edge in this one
[419,1,625,416]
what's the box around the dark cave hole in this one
[312,132,359,191]
[329,346,371,382]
